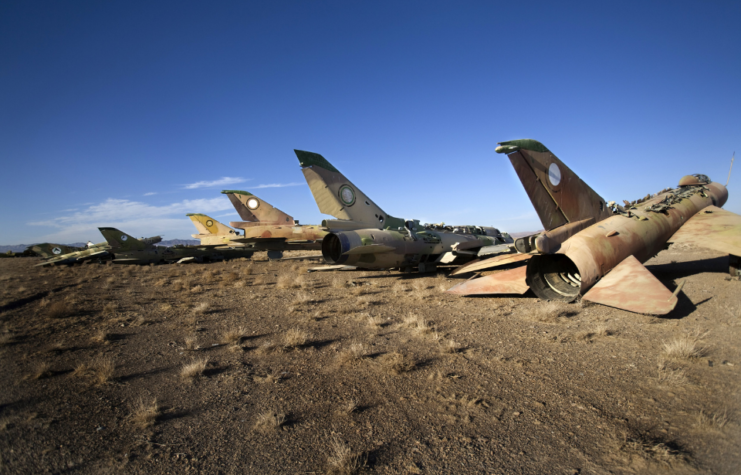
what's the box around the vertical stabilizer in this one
[221,190,294,225]
[495,139,612,231]
[187,214,237,235]
[98,228,149,251]
[295,150,391,229]
[31,243,82,258]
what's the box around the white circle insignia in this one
[548,163,562,187]
[52,247,62,255]
[121,235,128,241]
[206,220,214,227]
[339,185,355,206]
[247,198,259,210]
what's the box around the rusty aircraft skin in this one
[448,139,741,315]
[295,149,513,272]
[98,227,253,264]
[219,190,326,259]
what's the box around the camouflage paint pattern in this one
[34,242,111,266]
[450,139,738,315]
[222,190,296,225]
[31,243,86,259]
[447,266,529,295]
[98,227,252,264]
[295,149,512,271]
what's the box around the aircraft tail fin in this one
[496,139,612,231]
[295,150,394,229]
[187,214,236,235]
[98,227,149,251]
[221,190,294,224]
[31,243,81,258]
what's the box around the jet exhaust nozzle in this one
[321,233,349,264]
[526,254,582,302]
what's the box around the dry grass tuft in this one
[595,324,615,337]
[0,333,14,346]
[276,274,300,289]
[621,434,688,466]
[27,361,51,380]
[221,326,247,345]
[154,278,169,287]
[327,437,364,475]
[283,328,309,349]
[338,342,368,366]
[131,397,159,429]
[696,409,729,430]
[257,340,277,354]
[341,399,359,416]
[663,332,708,359]
[254,372,282,384]
[192,302,209,315]
[183,335,199,351]
[331,277,347,289]
[254,409,286,432]
[366,315,384,328]
[233,280,247,289]
[159,302,172,312]
[47,301,72,319]
[190,285,204,293]
[534,301,577,323]
[404,312,431,334]
[92,329,110,343]
[380,351,416,374]
[656,359,687,385]
[180,357,209,381]
[443,340,463,354]
[90,356,115,385]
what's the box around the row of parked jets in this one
[31,140,740,316]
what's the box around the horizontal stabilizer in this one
[450,253,531,276]
[582,255,678,315]
[668,206,741,256]
[79,250,109,260]
[446,266,529,296]
[176,257,196,264]
[342,244,395,255]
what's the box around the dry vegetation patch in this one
[47,301,72,318]
[180,357,209,381]
[663,332,708,359]
[327,437,364,475]
[131,397,160,429]
[282,328,309,349]
[254,409,286,432]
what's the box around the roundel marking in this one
[52,247,62,255]
[548,162,562,187]
[206,220,214,227]
[247,198,259,210]
[121,234,128,241]
[339,185,356,206]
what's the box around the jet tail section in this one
[295,150,396,230]
[187,214,237,236]
[496,139,612,231]
[98,227,149,251]
[221,190,294,225]
[31,243,82,258]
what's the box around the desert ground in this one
[0,246,739,474]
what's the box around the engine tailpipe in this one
[526,254,582,302]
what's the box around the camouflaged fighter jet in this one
[218,190,327,259]
[295,150,513,272]
[31,243,86,259]
[98,227,254,264]
[187,213,248,247]
[33,240,135,267]
[447,139,741,315]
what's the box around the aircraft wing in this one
[667,206,741,256]
[450,252,531,276]
[77,250,109,261]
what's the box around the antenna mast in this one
[727,152,735,187]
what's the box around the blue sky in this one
[1,1,739,244]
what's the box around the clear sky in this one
[1,1,739,245]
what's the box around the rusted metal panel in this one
[450,252,531,276]
[667,205,741,256]
[534,217,594,254]
[446,266,528,296]
[582,255,678,315]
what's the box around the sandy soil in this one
[0,246,739,474]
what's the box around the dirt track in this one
[0,246,739,474]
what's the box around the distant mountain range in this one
[0,239,200,254]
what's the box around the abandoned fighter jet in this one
[31,243,86,259]
[98,227,253,264]
[33,238,159,266]
[187,213,249,247]
[448,139,741,315]
[295,150,512,272]
[219,190,327,259]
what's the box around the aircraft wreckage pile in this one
[30,139,740,316]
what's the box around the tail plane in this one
[187,214,237,235]
[495,139,612,231]
[295,150,393,229]
[98,228,149,251]
[221,190,294,224]
[31,243,82,258]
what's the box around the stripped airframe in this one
[448,139,741,315]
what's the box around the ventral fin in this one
[446,266,529,296]
[582,255,678,315]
